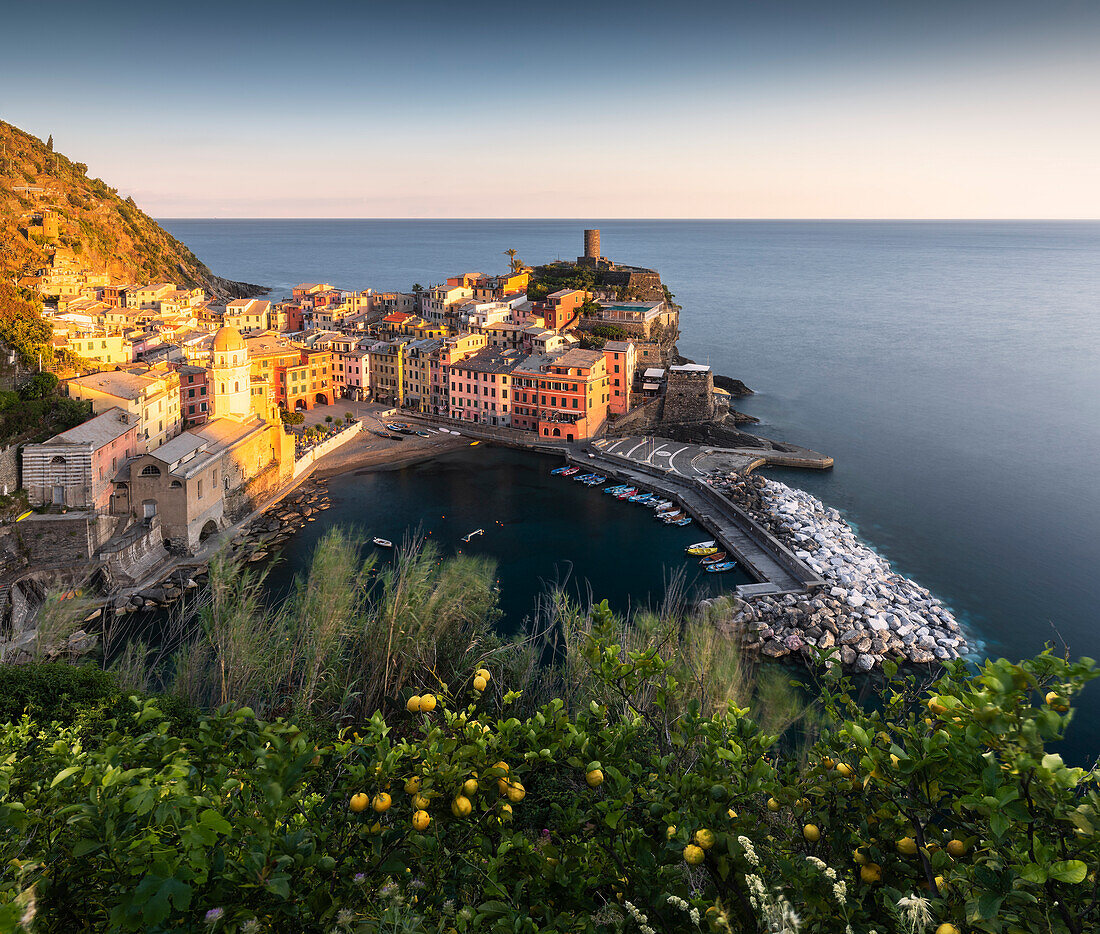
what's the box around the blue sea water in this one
[160,218,1100,760]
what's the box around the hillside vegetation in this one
[0,535,1096,933]
[0,120,261,299]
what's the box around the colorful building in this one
[603,340,636,416]
[447,348,524,427]
[175,364,210,425]
[22,407,142,511]
[66,367,182,451]
[535,289,587,331]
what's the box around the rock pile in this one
[715,475,967,671]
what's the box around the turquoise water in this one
[160,218,1100,761]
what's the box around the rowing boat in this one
[705,560,737,573]
[372,537,393,548]
[700,551,728,565]
[686,545,718,556]
[686,540,717,551]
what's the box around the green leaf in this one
[199,809,231,835]
[50,766,81,787]
[849,724,870,747]
[1048,860,1088,884]
[1019,863,1047,884]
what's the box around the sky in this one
[3,0,1099,218]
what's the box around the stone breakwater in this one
[715,475,968,671]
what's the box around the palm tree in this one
[503,249,523,272]
[412,283,424,293]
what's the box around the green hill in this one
[0,119,262,299]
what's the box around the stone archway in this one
[315,392,329,406]
[199,519,219,542]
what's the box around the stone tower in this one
[209,326,252,420]
[583,229,600,261]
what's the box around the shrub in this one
[1,636,1097,932]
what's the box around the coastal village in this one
[1,220,967,674]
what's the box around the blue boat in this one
[573,473,597,482]
[672,517,693,526]
[705,560,737,573]
[605,484,630,494]
[550,466,571,475]
[629,492,654,503]
[586,477,606,487]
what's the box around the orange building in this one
[512,348,609,442]
[535,289,587,331]
[247,336,335,411]
[603,340,636,416]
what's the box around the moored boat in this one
[550,466,571,475]
[372,537,393,548]
[673,517,693,526]
[561,467,580,476]
[687,545,718,557]
[705,560,737,573]
[686,540,717,552]
[700,551,728,565]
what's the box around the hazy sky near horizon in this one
[3,0,1099,218]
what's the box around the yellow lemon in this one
[803,824,821,843]
[419,693,437,713]
[372,792,392,812]
[404,776,421,795]
[683,843,705,866]
[853,848,868,865]
[835,763,853,778]
[727,808,738,819]
[500,803,513,820]
[695,828,716,850]
[946,839,968,857]
[897,836,918,856]
[476,668,491,682]
[412,793,430,810]
[586,769,604,788]
[860,863,882,883]
[767,798,781,812]
[473,676,487,692]
[412,809,430,831]
[462,777,479,796]
[666,824,677,838]
[506,781,526,803]
[451,795,472,817]
[406,695,422,713]
[935,926,961,934]
[349,792,369,813]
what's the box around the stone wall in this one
[0,444,17,496]
[292,421,363,479]
[663,369,715,423]
[9,513,119,569]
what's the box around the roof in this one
[670,363,711,373]
[603,340,632,352]
[212,326,246,353]
[41,407,135,447]
[454,347,525,375]
[150,432,208,466]
[643,367,666,379]
[552,348,603,369]
[66,370,164,400]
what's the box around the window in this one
[140,464,161,477]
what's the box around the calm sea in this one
[160,219,1100,760]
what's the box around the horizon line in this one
[153,216,1100,222]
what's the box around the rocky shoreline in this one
[715,474,968,671]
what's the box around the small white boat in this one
[372,537,393,548]
[686,540,716,551]
[462,529,484,542]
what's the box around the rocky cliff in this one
[0,120,263,299]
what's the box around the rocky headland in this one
[715,474,967,671]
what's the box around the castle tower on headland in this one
[578,228,606,267]
[584,229,600,260]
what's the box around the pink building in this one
[175,364,210,426]
[603,340,636,416]
[447,348,524,427]
[338,349,370,399]
[22,407,143,510]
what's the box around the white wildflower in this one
[805,856,827,871]
[833,881,847,906]
[825,867,837,881]
[895,894,934,934]
[737,835,760,867]
[689,907,701,926]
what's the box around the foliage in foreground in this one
[1,618,1097,933]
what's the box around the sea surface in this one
[160,219,1100,761]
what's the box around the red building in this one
[174,364,210,426]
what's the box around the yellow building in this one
[223,298,271,333]
[66,368,182,451]
[62,332,134,368]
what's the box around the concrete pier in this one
[571,448,823,595]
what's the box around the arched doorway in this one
[552,427,561,437]
[295,398,306,411]
[199,519,219,542]
[315,392,328,406]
